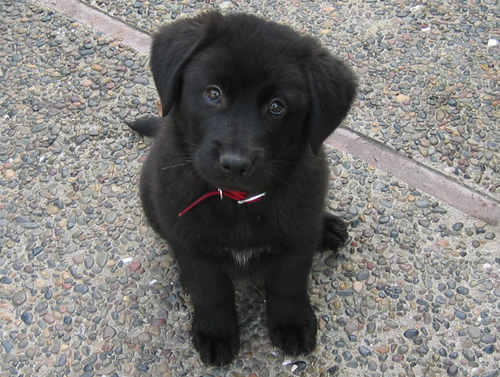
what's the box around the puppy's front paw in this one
[193,328,239,366]
[269,310,317,356]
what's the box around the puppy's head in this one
[150,12,357,192]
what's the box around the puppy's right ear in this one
[150,11,224,117]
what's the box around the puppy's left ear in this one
[306,45,357,154]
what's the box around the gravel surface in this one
[82,0,500,198]
[1,1,499,377]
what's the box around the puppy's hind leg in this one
[318,212,349,252]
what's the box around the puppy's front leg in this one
[265,251,317,356]
[177,254,239,366]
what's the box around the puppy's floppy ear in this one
[150,11,225,117]
[305,45,357,154]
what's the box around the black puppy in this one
[129,11,357,366]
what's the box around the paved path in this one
[0,1,499,376]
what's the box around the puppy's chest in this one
[218,247,272,267]
[187,203,279,265]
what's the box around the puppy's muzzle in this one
[219,148,264,178]
[220,152,252,176]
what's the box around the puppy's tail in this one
[127,117,162,137]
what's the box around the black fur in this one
[129,11,357,366]
[127,117,162,137]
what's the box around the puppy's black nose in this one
[220,152,252,176]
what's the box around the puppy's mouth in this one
[197,167,271,194]
[207,179,265,195]
[194,150,269,193]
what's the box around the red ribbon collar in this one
[178,189,266,217]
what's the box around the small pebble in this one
[74,284,89,294]
[136,332,152,343]
[392,354,404,362]
[1,340,13,353]
[467,325,481,339]
[12,292,26,306]
[150,318,167,326]
[463,349,475,361]
[447,365,458,376]
[291,361,306,373]
[105,211,117,223]
[136,364,149,372]
[1,276,13,284]
[343,351,353,361]
[376,345,389,354]
[352,281,363,293]
[96,253,108,268]
[415,200,431,208]
[21,312,33,325]
[481,334,496,344]
[483,345,495,354]
[403,329,419,339]
[103,326,116,339]
[358,346,372,357]
[457,287,469,295]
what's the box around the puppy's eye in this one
[205,86,222,102]
[269,100,286,115]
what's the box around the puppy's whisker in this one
[161,162,193,170]
[263,170,289,185]
[183,140,200,151]
[186,141,200,148]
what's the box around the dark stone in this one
[21,312,33,325]
[74,284,89,294]
[1,340,13,353]
[403,329,419,339]
[359,346,372,357]
[447,365,458,376]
